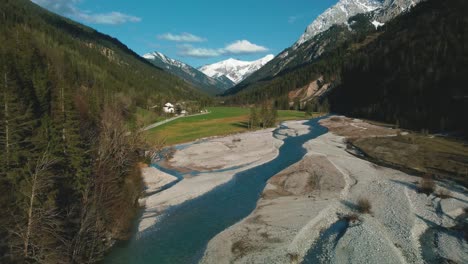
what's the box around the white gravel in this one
[170,129,282,170]
[138,167,178,206]
[201,120,468,264]
[137,128,284,234]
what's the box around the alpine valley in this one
[1,0,467,264]
[226,0,468,135]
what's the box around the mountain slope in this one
[296,0,383,47]
[144,52,232,95]
[0,0,208,262]
[224,0,468,136]
[234,0,421,90]
[329,0,468,134]
[199,55,274,84]
[297,0,421,47]
[224,15,374,98]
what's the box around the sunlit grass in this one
[144,107,321,145]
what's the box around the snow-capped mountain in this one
[229,0,423,95]
[144,52,188,71]
[295,0,421,47]
[199,55,275,84]
[296,0,383,47]
[143,52,233,94]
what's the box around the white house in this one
[163,103,174,113]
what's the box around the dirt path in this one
[142,111,210,131]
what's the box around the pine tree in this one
[0,63,37,185]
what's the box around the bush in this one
[287,253,299,262]
[357,197,372,214]
[342,214,360,223]
[436,189,452,199]
[419,174,435,195]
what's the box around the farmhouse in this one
[163,103,175,113]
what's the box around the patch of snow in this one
[340,5,349,17]
[143,53,155,59]
[371,20,385,29]
[143,51,190,69]
[279,51,289,59]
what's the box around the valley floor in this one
[200,117,468,264]
[143,107,319,145]
[138,128,284,233]
[138,117,468,263]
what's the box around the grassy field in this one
[144,107,319,146]
[352,134,468,187]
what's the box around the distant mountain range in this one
[199,55,274,84]
[143,52,274,95]
[143,52,233,95]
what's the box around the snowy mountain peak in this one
[199,54,274,84]
[143,51,234,94]
[296,0,384,47]
[258,54,275,64]
[143,51,189,70]
[295,0,421,47]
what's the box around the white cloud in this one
[31,0,141,25]
[224,40,268,54]
[178,45,223,58]
[77,11,141,24]
[178,40,269,58]
[158,33,207,43]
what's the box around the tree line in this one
[0,0,209,262]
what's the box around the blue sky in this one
[32,0,337,67]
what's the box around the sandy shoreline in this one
[201,117,468,264]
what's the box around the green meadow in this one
[144,107,320,145]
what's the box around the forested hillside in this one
[228,13,375,94]
[223,13,376,105]
[329,0,468,134]
[0,0,208,263]
[225,0,468,136]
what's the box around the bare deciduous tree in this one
[70,105,145,263]
[7,146,64,263]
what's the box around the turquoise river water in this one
[105,116,328,264]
